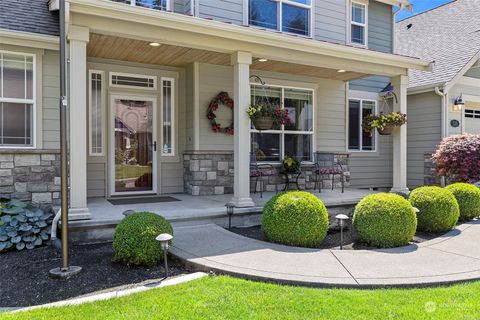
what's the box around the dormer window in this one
[111,0,171,11]
[249,0,312,37]
[350,1,367,46]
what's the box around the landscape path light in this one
[335,214,349,250]
[156,233,173,278]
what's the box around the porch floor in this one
[85,188,376,226]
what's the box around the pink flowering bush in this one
[432,134,480,182]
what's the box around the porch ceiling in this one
[87,34,368,81]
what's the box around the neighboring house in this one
[396,0,480,188]
[0,0,430,220]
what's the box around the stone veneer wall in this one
[0,151,60,206]
[424,153,441,186]
[183,151,350,196]
[183,151,234,196]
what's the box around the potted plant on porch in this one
[246,103,291,130]
[282,156,300,173]
[362,112,407,135]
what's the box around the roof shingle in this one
[396,0,480,88]
[0,0,59,36]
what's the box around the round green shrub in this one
[409,186,459,233]
[261,191,329,247]
[445,183,480,221]
[112,212,173,266]
[353,193,417,248]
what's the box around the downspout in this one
[435,86,447,187]
[392,3,411,53]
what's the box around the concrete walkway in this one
[171,220,480,288]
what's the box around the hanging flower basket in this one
[252,116,274,130]
[362,112,407,136]
[378,126,395,135]
[246,104,290,131]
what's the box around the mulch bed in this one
[230,220,440,250]
[0,242,186,308]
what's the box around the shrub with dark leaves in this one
[432,134,480,182]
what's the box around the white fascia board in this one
[0,29,59,50]
[68,0,431,73]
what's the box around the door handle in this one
[153,141,157,152]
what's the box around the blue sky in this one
[396,0,453,21]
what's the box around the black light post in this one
[156,233,173,278]
[335,214,349,250]
[49,0,82,278]
[226,203,235,230]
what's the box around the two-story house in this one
[0,0,430,222]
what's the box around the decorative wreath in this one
[207,91,234,135]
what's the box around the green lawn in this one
[3,276,480,319]
[115,164,151,180]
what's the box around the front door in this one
[110,95,157,195]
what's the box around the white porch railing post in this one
[230,52,255,207]
[391,74,409,194]
[67,25,91,219]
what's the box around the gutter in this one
[434,85,448,187]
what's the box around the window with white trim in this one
[161,77,174,156]
[110,0,171,11]
[251,85,314,162]
[249,0,312,37]
[350,2,367,46]
[348,99,375,151]
[110,72,156,90]
[89,70,104,156]
[0,52,34,147]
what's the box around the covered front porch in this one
[65,0,431,221]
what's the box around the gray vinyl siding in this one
[174,0,192,14]
[349,75,390,93]
[314,0,347,44]
[368,1,393,53]
[407,92,442,188]
[184,64,195,151]
[198,63,234,150]
[464,67,480,79]
[198,0,243,25]
[349,136,393,188]
[349,1,393,93]
[87,163,106,198]
[42,50,60,149]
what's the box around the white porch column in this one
[67,26,91,219]
[230,51,255,207]
[391,74,409,194]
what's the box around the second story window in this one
[249,0,312,37]
[111,0,170,11]
[350,2,367,46]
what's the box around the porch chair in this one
[313,152,348,193]
[250,153,278,198]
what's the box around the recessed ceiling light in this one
[258,58,268,62]
[149,42,161,47]
[338,69,347,73]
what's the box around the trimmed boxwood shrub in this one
[409,186,459,233]
[353,193,417,248]
[113,212,173,267]
[445,183,480,221]
[261,191,329,247]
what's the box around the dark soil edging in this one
[0,242,187,308]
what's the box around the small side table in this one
[281,170,302,191]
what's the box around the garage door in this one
[465,108,480,134]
